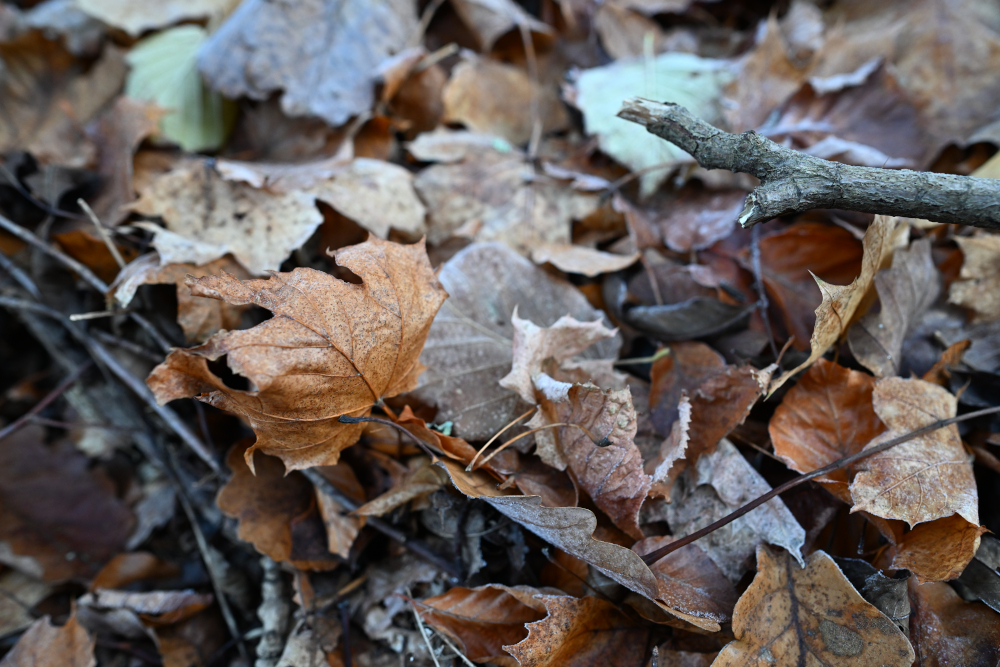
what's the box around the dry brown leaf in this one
[658,189,745,253]
[648,342,725,436]
[417,584,548,666]
[948,234,1000,323]
[633,536,738,632]
[198,0,417,127]
[714,545,914,666]
[354,460,447,517]
[909,578,1000,667]
[79,588,212,625]
[411,242,619,441]
[0,612,95,667]
[52,228,139,284]
[850,377,978,527]
[216,445,343,569]
[770,215,898,393]
[91,552,178,591]
[449,0,552,52]
[593,3,665,61]
[0,570,51,638]
[891,514,987,583]
[486,449,578,509]
[530,244,639,277]
[443,56,568,146]
[0,426,134,582]
[0,34,125,167]
[848,238,940,378]
[147,237,447,470]
[505,595,649,667]
[76,0,233,35]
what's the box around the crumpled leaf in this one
[848,238,940,377]
[530,244,639,277]
[416,584,548,666]
[443,55,568,146]
[131,158,323,275]
[505,595,649,667]
[633,536,738,632]
[770,215,899,392]
[76,0,233,36]
[148,237,447,471]
[0,612,95,667]
[449,0,552,51]
[910,578,1000,667]
[715,546,914,666]
[948,234,1000,323]
[125,25,232,152]
[850,377,978,527]
[198,0,417,127]
[892,514,987,583]
[354,459,448,517]
[666,439,805,581]
[411,242,619,441]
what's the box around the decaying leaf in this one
[658,189,745,253]
[530,244,639,277]
[909,578,1000,667]
[412,242,619,441]
[949,234,1000,323]
[0,612,95,667]
[354,459,447,517]
[147,237,447,471]
[505,595,649,667]
[76,0,233,36]
[892,514,987,583]
[850,377,978,527]
[198,0,417,127]
[417,584,548,666]
[714,546,914,667]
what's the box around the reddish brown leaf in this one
[0,612,95,667]
[147,236,447,471]
[892,515,987,583]
[91,552,178,591]
[909,579,1000,667]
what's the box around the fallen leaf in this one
[147,237,446,470]
[0,426,134,582]
[948,234,1000,323]
[909,578,1000,667]
[505,595,649,667]
[648,342,725,436]
[658,189,745,253]
[314,468,365,559]
[411,242,619,441]
[0,570,52,638]
[486,449,578,509]
[633,536,739,632]
[850,377,978,527]
[922,339,971,387]
[443,55,568,146]
[131,157,324,275]
[449,0,552,52]
[832,556,911,637]
[91,552,178,591]
[0,34,125,167]
[198,0,416,127]
[714,546,914,666]
[593,3,665,61]
[848,238,940,378]
[354,459,447,517]
[417,584,548,666]
[76,0,233,36]
[12,0,105,58]
[571,52,732,195]
[80,588,212,625]
[0,612,95,667]
[892,514,987,583]
[52,228,139,284]
[530,244,639,277]
[665,439,805,581]
[769,215,898,392]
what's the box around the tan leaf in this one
[948,234,1000,323]
[314,465,366,560]
[0,612,95,667]
[593,3,665,61]
[909,578,1000,667]
[147,237,447,470]
[354,460,448,517]
[770,215,899,393]
[504,595,649,667]
[76,0,233,36]
[131,158,324,275]
[530,243,640,277]
[633,536,739,632]
[714,546,914,667]
[91,552,178,591]
[891,514,987,583]
[417,584,547,666]
[850,377,978,527]
[411,242,619,441]
[443,56,568,146]
[449,0,552,51]
[0,570,52,638]
[848,239,940,377]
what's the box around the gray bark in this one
[618,98,1000,231]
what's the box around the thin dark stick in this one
[340,601,353,667]
[0,250,41,299]
[0,361,92,442]
[338,414,443,458]
[640,404,1000,566]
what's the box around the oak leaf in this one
[147,236,447,471]
[714,545,914,667]
[891,514,987,583]
[849,377,978,527]
[0,612,95,667]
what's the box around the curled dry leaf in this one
[354,459,447,517]
[530,243,640,277]
[948,234,1000,323]
[0,612,95,667]
[850,377,978,527]
[505,595,649,667]
[770,215,899,393]
[147,236,447,471]
[909,578,1000,667]
[891,514,987,583]
[633,536,738,632]
[417,584,548,666]
[714,546,914,667]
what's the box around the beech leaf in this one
[891,514,987,583]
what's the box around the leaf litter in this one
[1,0,999,665]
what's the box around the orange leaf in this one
[892,514,987,583]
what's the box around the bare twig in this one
[618,98,1000,230]
[0,250,42,299]
[338,414,443,459]
[77,198,126,270]
[408,588,443,667]
[640,404,1000,566]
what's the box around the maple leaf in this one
[715,545,914,667]
[147,236,447,471]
